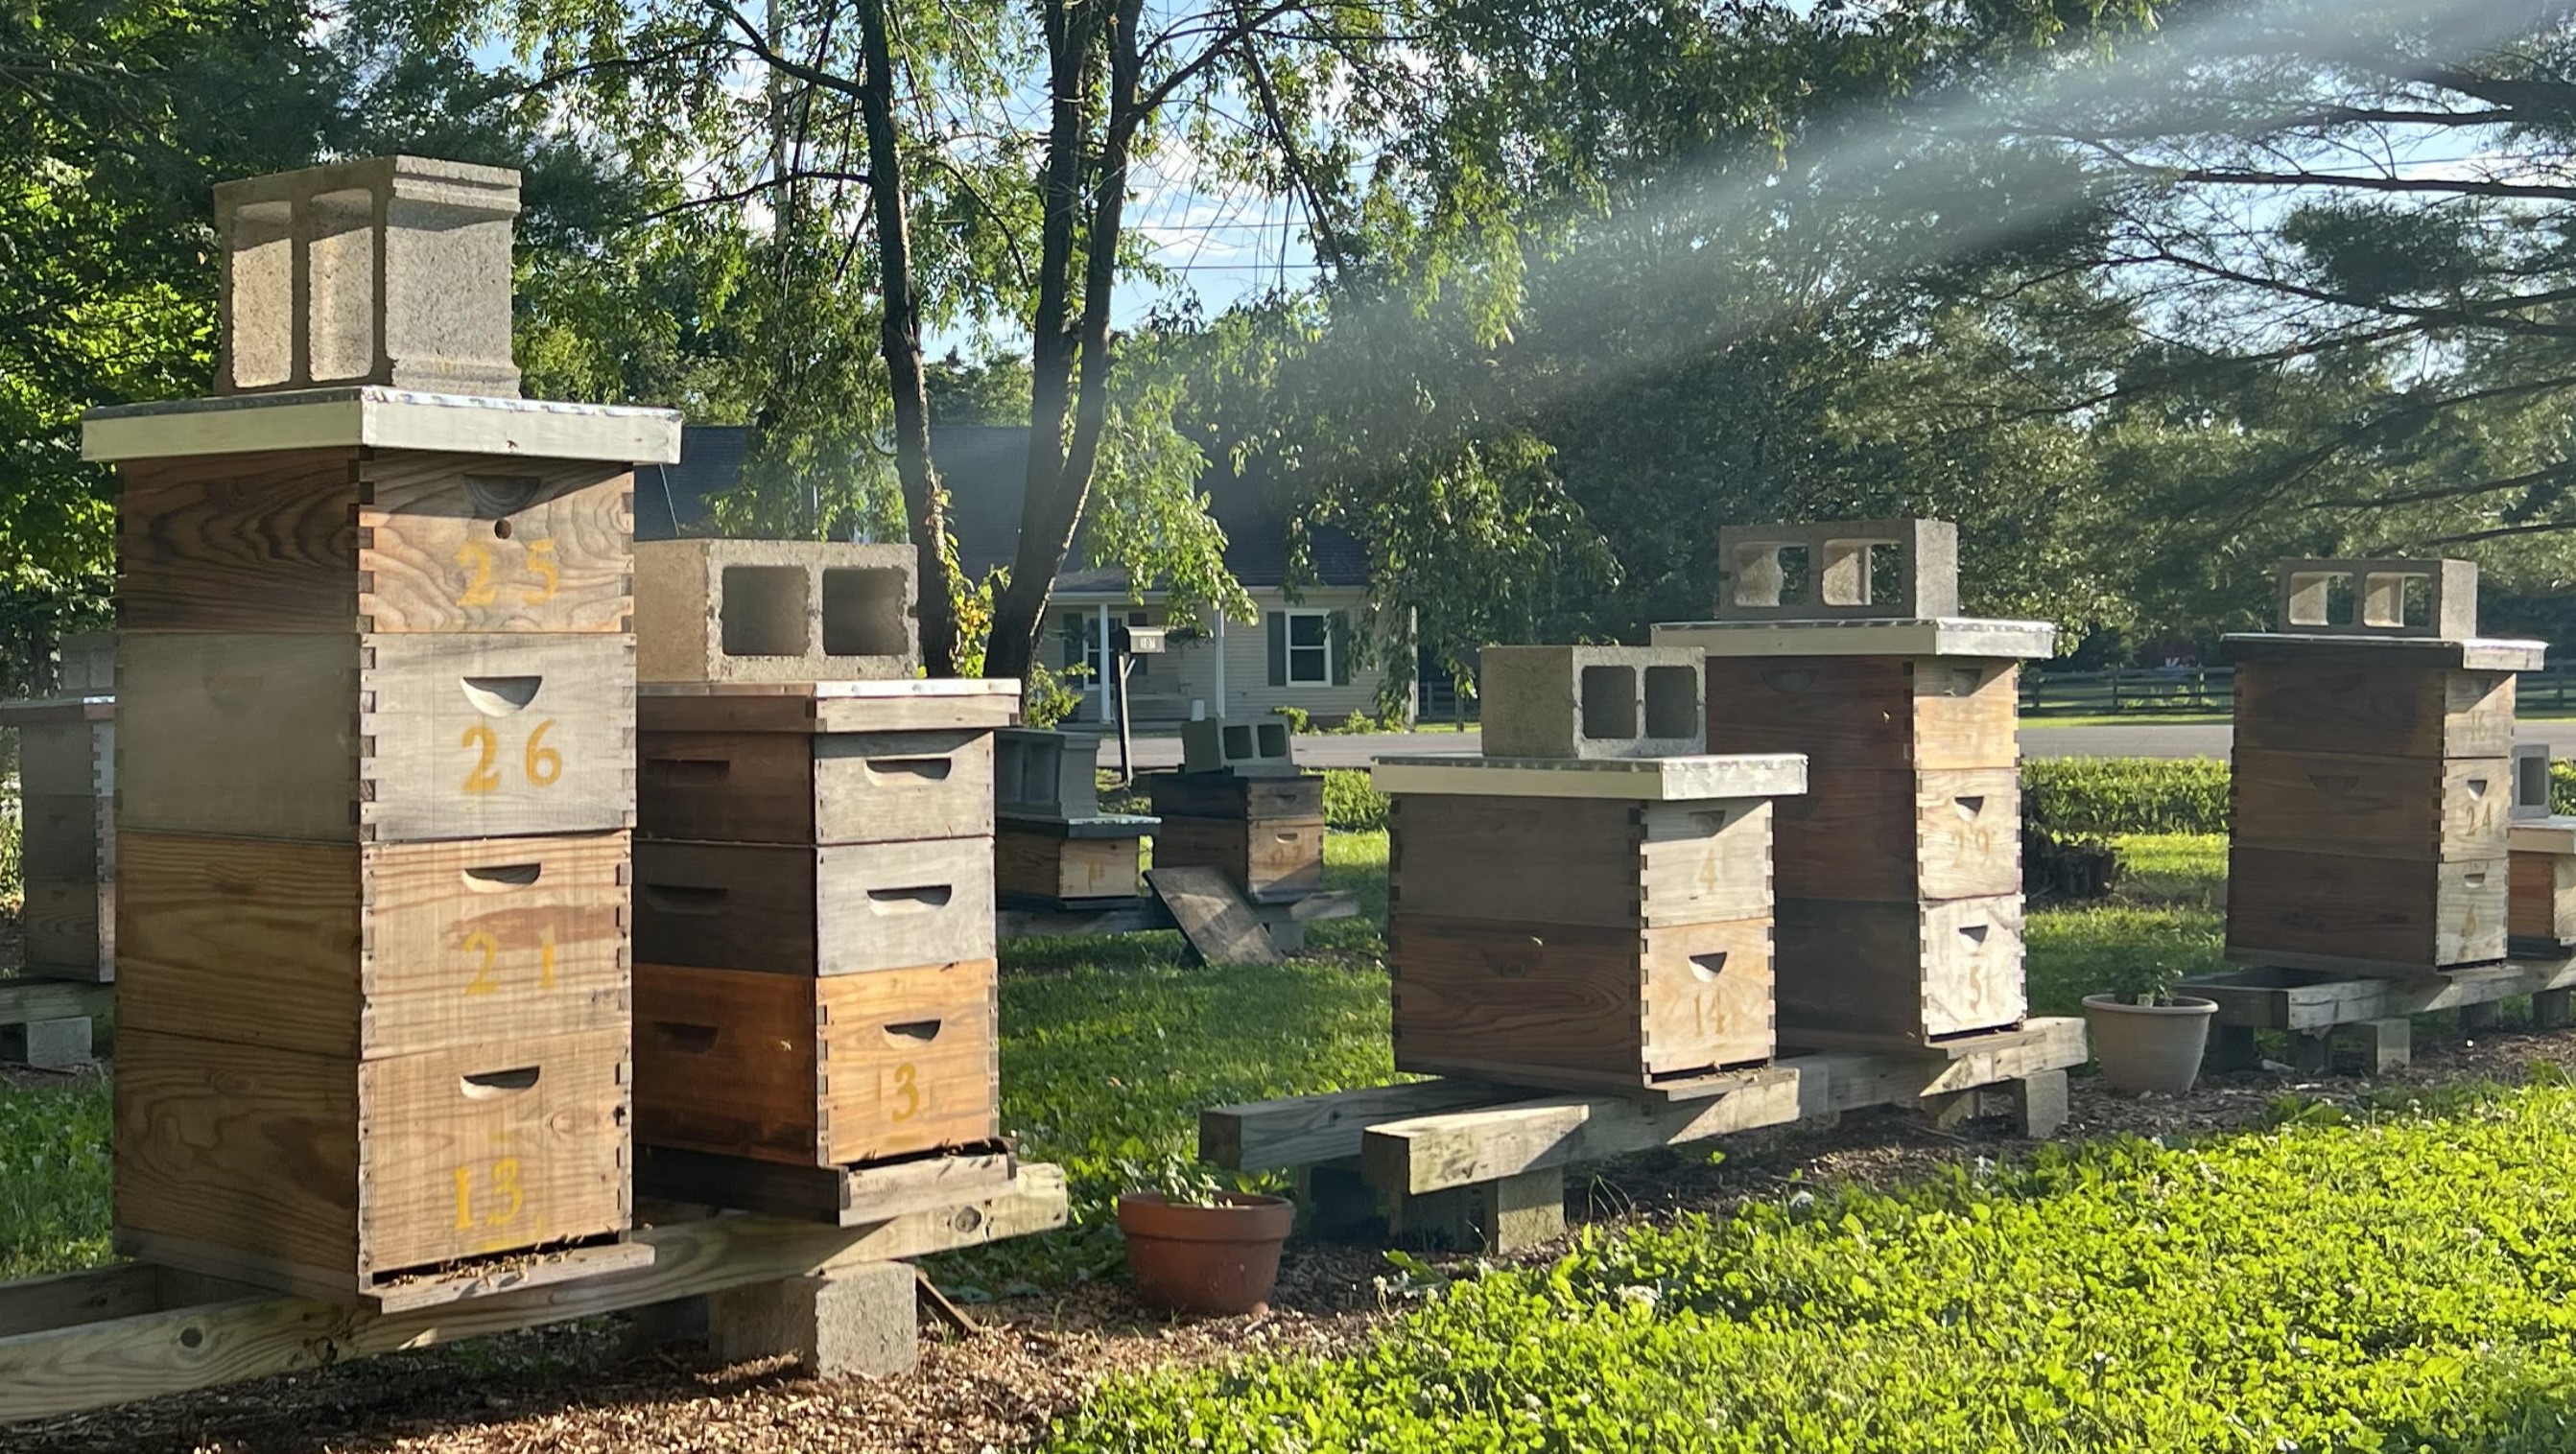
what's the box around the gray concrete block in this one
[996,729,1102,820]
[2538,987,2574,1028]
[635,539,919,684]
[2275,557,2476,640]
[214,155,522,397]
[2516,743,2553,822]
[1477,645,1704,760]
[3,1016,94,1068]
[707,1262,919,1377]
[56,632,113,694]
[2328,1016,2412,1075]
[1180,716,1296,775]
[1714,519,1960,621]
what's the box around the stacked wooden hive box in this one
[0,632,118,983]
[629,539,1022,1223]
[1147,716,1324,903]
[1373,647,1807,1093]
[2226,559,2541,974]
[993,729,1157,906]
[91,156,669,1307]
[2507,742,2576,958]
[1654,519,2053,1052]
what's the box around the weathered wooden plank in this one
[995,823,1144,904]
[1361,1068,1800,1196]
[1200,1082,1511,1171]
[2228,846,2507,972]
[0,1166,1068,1424]
[1774,895,2028,1048]
[1148,866,1285,966]
[0,977,111,1025]
[634,1146,1015,1226]
[2185,961,2564,1031]
[633,837,996,975]
[1152,814,1325,903]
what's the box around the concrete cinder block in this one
[1477,645,1705,761]
[1180,716,1296,776]
[995,729,1102,820]
[707,1263,919,1377]
[2275,557,2477,640]
[2516,743,2553,822]
[56,632,113,694]
[2,1016,94,1069]
[635,539,919,684]
[214,155,522,398]
[1715,519,1960,621]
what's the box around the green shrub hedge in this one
[1321,769,1388,832]
[2021,757,2231,836]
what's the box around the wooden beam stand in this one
[0,1163,1067,1424]
[998,888,1360,955]
[2186,954,2576,1072]
[0,974,110,1069]
[1201,1020,2085,1254]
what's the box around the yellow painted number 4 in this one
[461,720,563,794]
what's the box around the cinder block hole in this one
[821,567,911,657]
[1223,723,1254,758]
[2288,571,2357,627]
[720,565,811,657]
[2518,750,2551,812]
[1870,542,1904,603]
[306,188,379,382]
[1581,665,1640,740]
[1256,722,1289,758]
[1818,539,1875,607]
[1642,666,1697,739]
[225,200,295,387]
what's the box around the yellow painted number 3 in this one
[461,720,563,794]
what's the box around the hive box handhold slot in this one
[635,539,919,684]
[215,155,523,398]
[1477,645,1706,761]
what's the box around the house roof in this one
[636,424,750,540]
[932,423,1372,593]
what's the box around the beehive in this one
[1146,770,1326,903]
[2223,558,2540,975]
[85,160,674,1308]
[1653,518,2054,1051]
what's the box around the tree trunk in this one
[986,0,1142,686]
[854,0,959,675]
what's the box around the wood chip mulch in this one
[14,1020,2574,1454]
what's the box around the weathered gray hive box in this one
[1478,645,1704,760]
[215,155,522,397]
[635,538,918,683]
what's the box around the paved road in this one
[1115,719,2576,768]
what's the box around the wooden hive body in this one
[92,390,671,1307]
[2228,648,2518,973]
[628,682,1014,1210]
[1145,770,1326,903]
[1687,650,2030,1050]
[0,697,116,979]
[1384,787,1782,1092]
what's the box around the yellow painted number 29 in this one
[461,720,563,794]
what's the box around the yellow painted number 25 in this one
[454,540,562,610]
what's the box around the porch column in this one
[1097,603,1113,724]
[1213,610,1227,717]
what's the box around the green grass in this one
[0,1076,108,1280]
[1050,1075,2576,1453]
[2108,831,2227,907]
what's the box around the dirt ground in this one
[13,1017,2573,1454]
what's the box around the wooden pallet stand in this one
[1200,1019,2084,1254]
[2222,559,2543,977]
[0,1163,1069,1423]
[2187,955,2576,1073]
[1653,518,2056,1051]
[0,691,114,983]
[997,886,1362,951]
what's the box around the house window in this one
[1285,610,1332,685]
[1060,613,1104,684]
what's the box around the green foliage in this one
[1050,1078,2576,1452]
[0,1078,110,1280]
[2105,832,2227,908]
[2026,903,2225,1013]
[1270,705,1315,735]
[1321,769,1391,833]
[2553,761,2576,817]
[2022,757,2231,836]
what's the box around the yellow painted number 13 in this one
[461,720,564,793]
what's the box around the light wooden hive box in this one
[2224,559,2542,975]
[1377,645,1808,1093]
[1653,519,2055,1052]
[87,383,677,1310]
[0,634,117,980]
[626,542,1020,1222]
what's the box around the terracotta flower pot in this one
[1117,1191,1294,1316]
[2084,993,2219,1093]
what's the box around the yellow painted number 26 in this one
[461,720,563,794]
